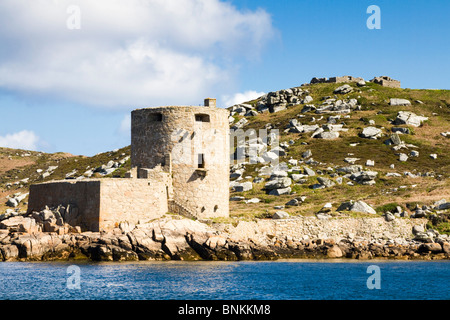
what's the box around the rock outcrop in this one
[389,98,411,106]
[1,207,448,262]
[360,127,383,139]
[394,111,428,127]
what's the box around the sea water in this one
[0,260,448,300]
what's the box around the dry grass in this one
[228,82,450,219]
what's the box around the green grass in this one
[375,202,401,213]
[427,221,450,235]
[434,222,450,235]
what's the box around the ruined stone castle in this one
[27,99,230,232]
[310,75,401,88]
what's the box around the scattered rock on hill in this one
[245,198,260,204]
[6,198,19,208]
[264,176,292,191]
[410,150,419,157]
[337,200,376,214]
[303,167,316,176]
[268,187,291,196]
[285,197,306,207]
[302,150,312,159]
[233,182,253,192]
[334,84,353,94]
[385,133,403,146]
[350,171,378,185]
[5,193,28,208]
[365,160,375,167]
[344,158,360,164]
[302,95,313,104]
[392,127,411,135]
[272,211,289,219]
[398,153,409,162]
[360,127,382,139]
[394,111,428,127]
[231,118,249,130]
[389,98,411,106]
[432,199,449,210]
[384,212,396,222]
[315,98,358,114]
[356,80,366,87]
[317,177,335,188]
[253,87,311,114]
[316,131,340,140]
[336,165,363,174]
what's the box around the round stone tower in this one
[131,99,229,219]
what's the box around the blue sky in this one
[0,0,449,156]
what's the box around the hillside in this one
[0,77,449,234]
[0,146,131,213]
[227,78,450,233]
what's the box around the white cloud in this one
[119,114,131,135]
[0,130,42,150]
[0,0,275,108]
[222,90,265,107]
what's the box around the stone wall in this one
[99,178,169,231]
[139,166,174,200]
[28,180,101,231]
[27,176,171,232]
[224,216,427,244]
[131,105,230,219]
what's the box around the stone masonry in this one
[131,99,230,219]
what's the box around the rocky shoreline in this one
[1,207,449,262]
